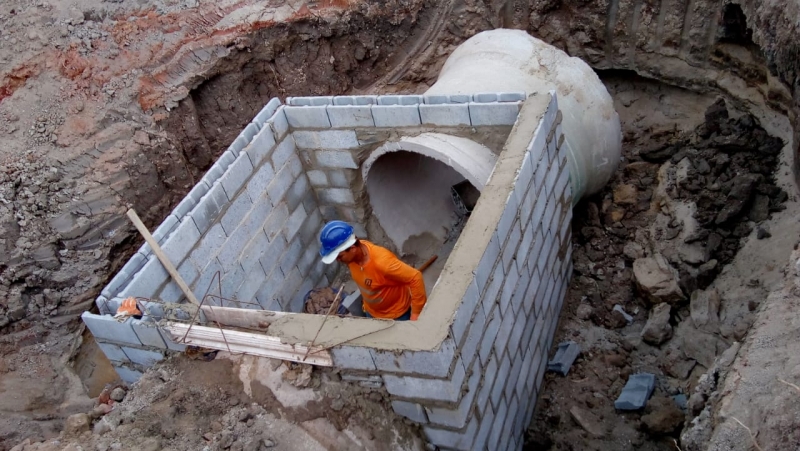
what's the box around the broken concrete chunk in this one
[569,406,606,438]
[614,373,656,410]
[680,327,727,368]
[641,303,672,345]
[633,254,685,304]
[690,288,720,333]
[547,341,580,376]
[623,242,645,260]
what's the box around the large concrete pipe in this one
[426,29,622,202]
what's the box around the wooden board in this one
[164,322,333,366]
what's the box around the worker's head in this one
[319,220,357,265]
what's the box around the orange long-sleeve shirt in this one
[347,241,427,319]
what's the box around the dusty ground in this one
[2,0,800,450]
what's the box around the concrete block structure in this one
[85,90,574,451]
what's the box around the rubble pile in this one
[528,98,786,449]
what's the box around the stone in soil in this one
[613,184,638,205]
[633,254,685,304]
[110,387,126,402]
[641,303,673,345]
[569,406,606,438]
[690,288,721,333]
[63,413,91,438]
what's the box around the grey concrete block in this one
[615,373,656,410]
[423,95,449,104]
[501,396,520,451]
[479,308,501,366]
[130,319,167,349]
[267,158,296,204]
[474,92,498,103]
[482,262,504,311]
[186,180,211,205]
[236,265,267,302]
[286,175,309,212]
[102,252,147,298]
[448,94,471,104]
[372,105,421,127]
[157,328,187,352]
[497,196,519,245]
[139,215,180,256]
[97,342,129,363]
[255,270,282,310]
[328,170,350,188]
[122,347,164,366]
[278,237,304,277]
[426,358,480,429]
[286,97,312,106]
[501,221,522,275]
[258,234,287,277]
[284,204,308,243]
[268,107,290,141]
[499,264,519,318]
[245,161,275,204]
[315,149,358,169]
[189,180,230,235]
[457,306,486,368]
[218,202,267,271]
[297,130,360,150]
[419,104,471,126]
[493,309,515,359]
[220,264,246,303]
[298,218,321,263]
[284,106,331,128]
[263,203,289,242]
[220,192,252,236]
[238,230,269,274]
[489,357,511,416]
[160,217,201,267]
[327,105,374,128]
[192,258,223,302]
[95,296,111,314]
[201,151,235,187]
[499,92,527,102]
[172,196,198,221]
[383,358,466,403]
[253,97,281,127]
[242,122,260,143]
[189,223,226,270]
[371,339,457,377]
[330,345,376,371]
[450,279,480,344]
[229,136,249,157]
[119,255,170,299]
[475,234,500,295]
[220,151,255,199]
[307,170,327,187]
[469,102,521,126]
[318,188,355,205]
[354,95,378,105]
[82,312,141,346]
[392,400,428,423]
[247,127,278,169]
[114,366,143,385]
[278,268,303,311]
[507,355,524,402]
[423,416,479,450]
[488,397,508,450]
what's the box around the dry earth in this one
[2,0,800,451]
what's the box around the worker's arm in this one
[381,256,427,319]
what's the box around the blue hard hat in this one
[319,220,356,265]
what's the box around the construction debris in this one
[547,341,581,376]
[614,373,656,411]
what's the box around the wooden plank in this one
[163,323,333,366]
[200,306,294,330]
[126,209,200,306]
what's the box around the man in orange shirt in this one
[319,220,427,321]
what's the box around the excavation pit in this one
[82,91,575,449]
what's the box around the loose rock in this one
[641,303,672,345]
[640,397,684,435]
[633,254,685,304]
[690,288,720,333]
[64,413,91,438]
[110,387,126,402]
[569,406,606,438]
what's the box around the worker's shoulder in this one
[363,240,399,261]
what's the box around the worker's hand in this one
[410,313,419,321]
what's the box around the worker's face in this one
[336,245,358,264]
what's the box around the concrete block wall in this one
[87,97,329,383]
[327,93,573,451]
[285,94,523,241]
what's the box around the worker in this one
[319,220,427,321]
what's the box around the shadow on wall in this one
[365,151,468,260]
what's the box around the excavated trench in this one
[10,1,797,450]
